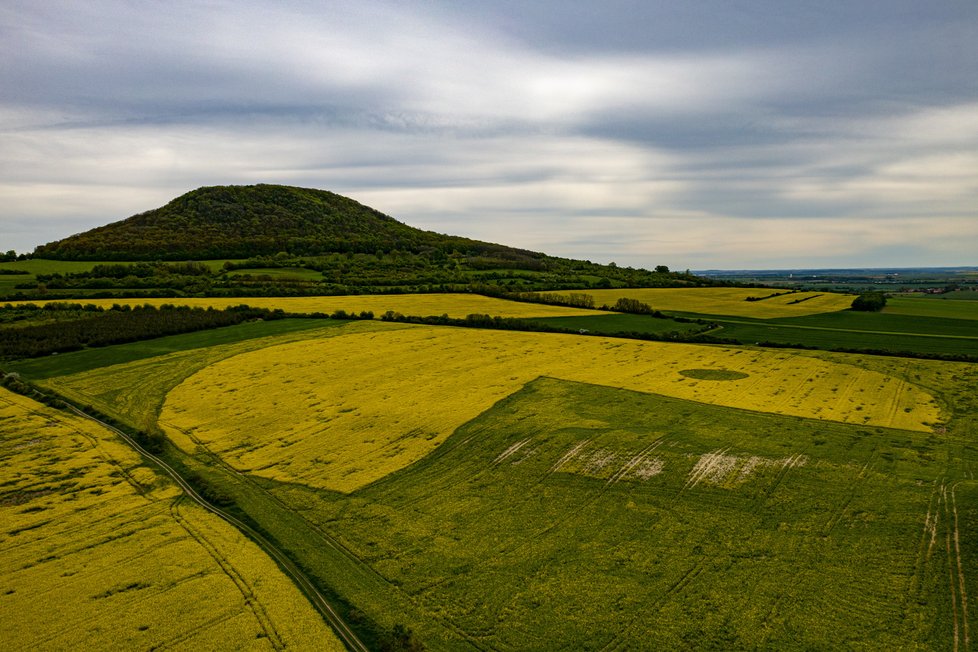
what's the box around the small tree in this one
[851,292,887,312]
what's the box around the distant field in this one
[583,287,854,318]
[916,290,978,301]
[708,310,978,357]
[885,295,978,320]
[525,312,705,336]
[0,259,116,275]
[773,310,978,336]
[715,321,978,357]
[12,293,610,319]
[118,324,941,492]
[0,388,341,650]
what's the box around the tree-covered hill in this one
[16,184,711,298]
[34,184,545,262]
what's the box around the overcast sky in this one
[2,1,976,269]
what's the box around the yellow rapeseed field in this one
[161,325,939,492]
[17,293,608,319]
[582,287,854,318]
[0,388,343,651]
[43,322,377,435]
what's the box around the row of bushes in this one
[0,304,296,359]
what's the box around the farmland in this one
[527,289,977,359]
[3,295,976,648]
[582,287,855,318]
[885,295,978,320]
[11,318,977,648]
[4,184,976,650]
[38,323,940,494]
[0,387,342,651]
[703,312,978,359]
[12,293,611,320]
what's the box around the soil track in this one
[63,405,369,652]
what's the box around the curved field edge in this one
[0,388,343,651]
[251,377,972,650]
[158,324,940,492]
[36,320,392,435]
[17,327,978,650]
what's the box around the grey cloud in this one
[0,0,975,268]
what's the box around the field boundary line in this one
[62,404,370,652]
[163,416,491,650]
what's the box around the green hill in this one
[16,184,707,298]
[33,184,541,262]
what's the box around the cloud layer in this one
[2,0,976,267]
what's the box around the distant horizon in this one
[6,208,977,274]
[694,265,978,274]
[3,181,975,272]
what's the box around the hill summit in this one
[34,184,542,262]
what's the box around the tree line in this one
[0,303,300,359]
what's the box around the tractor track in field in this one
[145,412,493,650]
[599,561,706,652]
[949,481,971,651]
[169,496,285,650]
[64,405,370,652]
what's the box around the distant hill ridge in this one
[34,184,546,262]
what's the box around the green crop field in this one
[886,296,978,320]
[709,319,978,358]
[771,310,978,336]
[10,316,976,650]
[286,375,972,649]
[525,312,706,337]
[583,287,855,318]
[642,309,978,358]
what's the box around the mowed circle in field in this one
[160,325,940,492]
